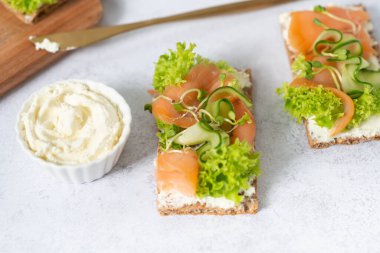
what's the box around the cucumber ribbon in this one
[312,29,362,61]
[171,120,229,162]
[303,25,380,98]
[167,86,253,151]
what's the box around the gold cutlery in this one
[30,0,295,52]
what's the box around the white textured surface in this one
[1,0,380,252]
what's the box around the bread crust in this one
[0,0,68,24]
[158,180,258,215]
[304,120,380,148]
[157,69,259,215]
[280,5,380,148]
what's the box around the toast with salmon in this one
[278,5,380,148]
[1,0,68,24]
[145,43,260,215]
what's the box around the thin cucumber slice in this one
[313,30,363,61]
[342,64,365,95]
[329,35,362,61]
[173,121,222,148]
[357,69,380,87]
[206,98,235,124]
[313,29,343,56]
[341,57,379,96]
[198,131,230,162]
[205,86,252,109]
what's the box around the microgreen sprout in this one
[291,55,316,79]
[313,18,329,29]
[144,103,152,113]
[219,73,227,82]
[291,55,342,90]
[313,5,358,34]
[313,5,326,13]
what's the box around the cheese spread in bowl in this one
[16,80,132,183]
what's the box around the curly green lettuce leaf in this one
[197,140,261,204]
[152,42,239,93]
[153,42,197,93]
[156,120,183,150]
[5,0,57,14]
[291,55,314,79]
[348,88,380,128]
[277,83,344,128]
[291,55,323,79]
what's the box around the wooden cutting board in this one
[0,0,103,96]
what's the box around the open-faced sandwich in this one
[145,43,261,215]
[1,0,68,23]
[278,5,380,148]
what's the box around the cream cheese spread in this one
[307,115,380,143]
[233,71,252,89]
[279,12,297,53]
[19,81,123,165]
[34,38,60,53]
[158,186,256,209]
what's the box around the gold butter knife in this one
[30,0,296,52]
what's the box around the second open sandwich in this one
[278,4,380,148]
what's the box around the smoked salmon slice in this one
[163,81,201,105]
[152,63,237,128]
[290,77,318,87]
[152,97,197,128]
[288,6,375,59]
[162,63,222,104]
[325,87,354,136]
[231,99,256,145]
[156,149,199,197]
[185,63,221,90]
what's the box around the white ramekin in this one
[16,79,132,184]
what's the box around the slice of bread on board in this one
[1,0,68,24]
[157,69,259,215]
[279,5,380,148]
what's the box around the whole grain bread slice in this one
[157,69,259,215]
[0,0,68,24]
[279,5,380,149]
[158,180,258,215]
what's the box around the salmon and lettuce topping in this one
[278,5,380,136]
[197,140,260,204]
[146,43,260,203]
[5,0,58,14]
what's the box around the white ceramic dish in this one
[16,79,132,184]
